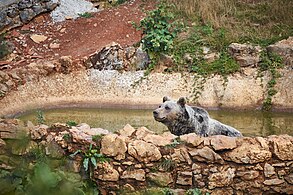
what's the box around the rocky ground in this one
[1,0,151,69]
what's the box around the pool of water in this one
[18,108,293,137]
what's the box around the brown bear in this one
[153,96,242,137]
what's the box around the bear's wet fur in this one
[153,96,242,137]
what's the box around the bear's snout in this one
[153,110,158,117]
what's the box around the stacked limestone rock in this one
[0,0,60,32]
[2,120,290,194]
[88,42,149,71]
[228,37,293,68]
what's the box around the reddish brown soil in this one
[4,0,151,68]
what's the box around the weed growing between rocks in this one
[36,110,45,125]
[114,0,129,5]
[78,12,93,18]
[186,188,210,195]
[0,34,10,60]
[70,143,108,178]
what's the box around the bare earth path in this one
[6,0,150,67]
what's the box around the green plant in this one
[163,188,175,195]
[258,51,284,111]
[134,2,180,72]
[114,0,128,5]
[158,158,176,172]
[1,137,99,195]
[186,188,209,195]
[66,121,78,127]
[92,134,103,142]
[0,33,10,59]
[0,91,5,97]
[165,137,182,148]
[165,0,293,46]
[36,110,45,124]
[70,144,108,176]
[78,12,93,18]
[169,24,240,102]
[62,133,72,142]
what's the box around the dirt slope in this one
[4,0,150,68]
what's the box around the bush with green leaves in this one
[66,120,78,127]
[134,2,179,70]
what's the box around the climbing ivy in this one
[258,51,284,111]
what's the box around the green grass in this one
[164,0,293,46]
[78,12,93,18]
[150,0,291,104]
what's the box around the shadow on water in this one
[17,108,293,137]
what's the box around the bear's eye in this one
[165,106,170,110]
[159,105,161,108]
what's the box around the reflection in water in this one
[18,108,293,137]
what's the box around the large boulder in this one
[267,37,293,66]
[89,42,124,70]
[228,43,262,67]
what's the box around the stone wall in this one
[2,120,290,194]
[0,0,59,32]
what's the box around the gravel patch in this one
[51,0,98,22]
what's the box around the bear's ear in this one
[163,96,171,102]
[177,97,186,107]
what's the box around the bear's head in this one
[153,96,188,125]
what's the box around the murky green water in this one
[18,108,293,137]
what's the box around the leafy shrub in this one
[66,121,78,127]
[134,2,180,70]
